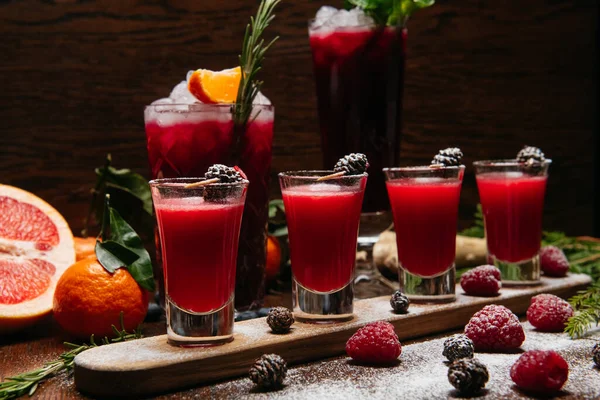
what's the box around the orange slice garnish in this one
[187,67,241,104]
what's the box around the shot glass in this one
[473,159,551,284]
[279,171,367,322]
[150,177,248,346]
[384,165,465,302]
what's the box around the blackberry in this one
[443,334,475,362]
[266,307,295,334]
[516,146,545,166]
[249,354,287,390]
[431,147,463,167]
[448,358,489,395]
[390,291,410,314]
[593,343,600,368]
[334,153,369,175]
[205,164,243,183]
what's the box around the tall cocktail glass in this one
[384,166,464,302]
[150,177,248,346]
[309,15,406,245]
[145,100,274,310]
[279,171,367,322]
[474,160,551,284]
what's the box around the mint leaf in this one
[107,207,155,292]
[95,240,140,273]
[346,0,434,26]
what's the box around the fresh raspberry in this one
[540,246,569,277]
[345,321,401,364]
[526,294,574,332]
[460,265,502,296]
[464,305,525,351]
[510,350,569,395]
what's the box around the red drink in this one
[155,197,244,313]
[310,26,406,213]
[387,178,463,277]
[282,184,365,292]
[145,103,274,310]
[476,173,548,263]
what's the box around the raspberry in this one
[526,294,574,332]
[510,350,569,395]
[460,265,502,296]
[464,305,525,351]
[540,246,569,277]
[345,321,401,364]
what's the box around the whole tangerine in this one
[52,257,148,339]
[266,235,282,281]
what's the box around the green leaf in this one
[270,226,288,237]
[95,165,152,215]
[268,199,285,219]
[346,0,434,26]
[107,207,155,292]
[95,240,140,273]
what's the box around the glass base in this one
[166,295,234,347]
[292,278,354,323]
[488,253,541,285]
[399,265,456,303]
[357,211,392,250]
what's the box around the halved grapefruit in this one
[0,185,75,334]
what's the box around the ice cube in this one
[313,6,339,28]
[252,91,271,106]
[324,7,374,28]
[169,80,198,104]
[348,7,375,27]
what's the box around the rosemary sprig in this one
[0,313,142,400]
[233,0,280,128]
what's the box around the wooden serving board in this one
[74,274,591,398]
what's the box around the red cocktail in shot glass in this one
[279,171,367,322]
[150,177,248,346]
[384,165,464,302]
[474,159,551,284]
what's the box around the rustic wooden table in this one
[1,270,599,399]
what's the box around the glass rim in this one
[472,159,553,167]
[144,103,274,111]
[383,165,466,173]
[278,170,368,180]
[149,177,249,188]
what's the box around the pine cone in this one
[249,354,287,389]
[266,307,294,333]
[443,334,475,362]
[334,153,369,175]
[593,343,600,368]
[448,358,489,395]
[390,291,410,314]
[431,148,463,167]
[516,145,545,167]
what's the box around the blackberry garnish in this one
[516,145,545,166]
[334,153,369,175]
[431,148,463,167]
[443,334,475,362]
[266,307,295,334]
[390,291,410,314]
[593,343,600,368]
[448,358,489,395]
[249,354,287,390]
[205,164,243,183]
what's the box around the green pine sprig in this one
[565,282,600,339]
[0,313,142,400]
[233,0,280,128]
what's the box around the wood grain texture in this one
[0,0,597,235]
[72,274,591,398]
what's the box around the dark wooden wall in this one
[0,0,597,235]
